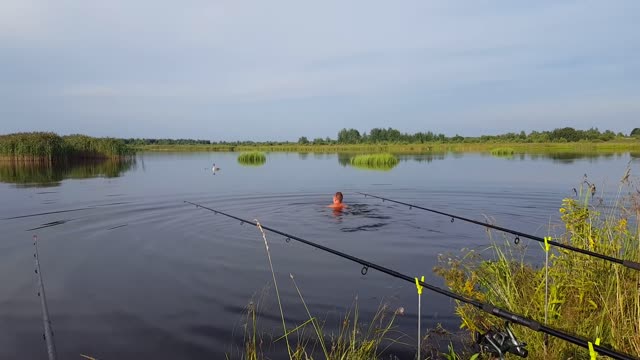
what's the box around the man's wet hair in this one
[335,192,343,202]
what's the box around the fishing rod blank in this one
[33,235,57,360]
[185,201,637,360]
[358,192,640,272]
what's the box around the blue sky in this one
[1,1,638,141]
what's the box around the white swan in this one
[212,163,221,173]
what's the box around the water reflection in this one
[527,152,619,164]
[0,157,136,187]
[336,151,633,170]
[400,153,447,163]
[298,152,310,160]
[338,152,446,170]
[338,153,353,167]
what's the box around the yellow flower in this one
[618,218,628,231]
[559,208,566,213]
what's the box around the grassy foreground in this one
[434,174,640,359]
[0,132,132,161]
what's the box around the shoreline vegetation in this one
[434,176,640,359]
[125,126,640,154]
[135,141,640,155]
[2,128,639,158]
[0,132,132,161]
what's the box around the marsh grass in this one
[434,172,640,359]
[137,141,640,155]
[489,147,515,156]
[238,152,267,166]
[62,134,132,158]
[349,153,399,171]
[0,132,132,160]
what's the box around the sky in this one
[1,1,639,141]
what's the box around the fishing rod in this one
[33,235,57,360]
[185,201,637,360]
[358,192,640,272]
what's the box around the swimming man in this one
[328,192,347,210]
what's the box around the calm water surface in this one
[0,152,636,359]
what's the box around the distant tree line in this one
[120,127,636,146]
[123,138,213,146]
[299,127,630,145]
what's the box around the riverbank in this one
[134,140,640,154]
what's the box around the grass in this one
[229,219,409,360]
[235,281,407,360]
[349,153,399,171]
[433,171,640,359]
[135,140,640,155]
[0,132,133,161]
[489,147,515,156]
[238,152,267,166]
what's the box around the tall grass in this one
[231,219,408,359]
[490,147,515,156]
[236,284,406,359]
[434,174,640,359]
[238,152,267,166]
[62,134,132,158]
[0,132,133,160]
[349,153,399,170]
[0,132,65,161]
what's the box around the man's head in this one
[333,192,344,204]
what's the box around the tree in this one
[298,136,309,144]
[631,128,640,137]
[337,128,362,144]
[551,127,579,142]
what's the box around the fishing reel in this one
[476,321,528,359]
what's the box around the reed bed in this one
[0,132,132,160]
[62,134,132,158]
[489,147,515,156]
[349,153,399,170]
[0,132,65,161]
[434,173,640,359]
[237,151,267,165]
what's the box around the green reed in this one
[238,152,267,165]
[490,147,515,156]
[434,173,640,359]
[0,132,133,160]
[349,153,399,170]
[62,134,132,157]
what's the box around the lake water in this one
[0,151,636,359]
